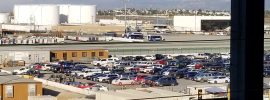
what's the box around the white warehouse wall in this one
[174,16,230,31]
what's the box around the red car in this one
[155,60,167,65]
[34,65,42,70]
[78,82,96,89]
[195,64,203,69]
[133,75,148,84]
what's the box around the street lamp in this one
[122,0,129,33]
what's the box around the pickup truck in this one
[93,58,119,66]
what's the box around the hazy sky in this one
[0,0,269,12]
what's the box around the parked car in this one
[76,71,102,79]
[144,55,156,60]
[208,76,230,84]
[162,68,178,76]
[184,71,199,80]
[41,64,53,71]
[112,77,135,85]
[119,72,137,78]
[97,74,119,82]
[13,67,31,75]
[133,75,148,84]
[154,77,178,86]
[193,73,215,82]
[86,73,104,81]
[144,75,163,86]
[90,84,109,91]
[173,68,189,79]
[104,76,119,84]
[93,58,119,66]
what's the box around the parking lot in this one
[3,52,270,94]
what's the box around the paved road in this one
[1,34,270,55]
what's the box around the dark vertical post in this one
[231,0,264,99]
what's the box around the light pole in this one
[123,0,128,33]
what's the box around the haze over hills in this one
[0,0,269,13]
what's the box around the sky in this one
[0,0,269,12]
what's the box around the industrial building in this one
[0,49,109,67]
[173,16,230,32]
[50,49,109,62]
[0,72,43,100]
[0,13,10,24]
[0,50,50,67]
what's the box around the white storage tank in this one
[68,5,96,24]
[0,13,10,23]
[35,5,60,26]
[13,5,32,24]
[14,4,59,26]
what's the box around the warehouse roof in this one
[0,72,40,84]
[99,88,185,100]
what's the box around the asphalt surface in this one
[0,34,270,55]
[4,67,270,93]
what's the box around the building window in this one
[28,84,36,96]
[6,85,13,98]
[91,52,96,57]
[72,52,77,57]
[99,52,104,56]
[82,52,87,57]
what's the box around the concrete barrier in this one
[33,78,96,95]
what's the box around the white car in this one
[144,55,156,60]
[186,63,196,69]
[82,68,102,72]
[76,71,102,78]
[152,64,163,68]
[97,74,119,82]
[12,67,31,75]
[194,53,209,59]
[208,76,230,84]
[41,64,53,71]
[112,77,135,85]
[93,58,119,66]
[143,67,154,73]
[220,53,230,59]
